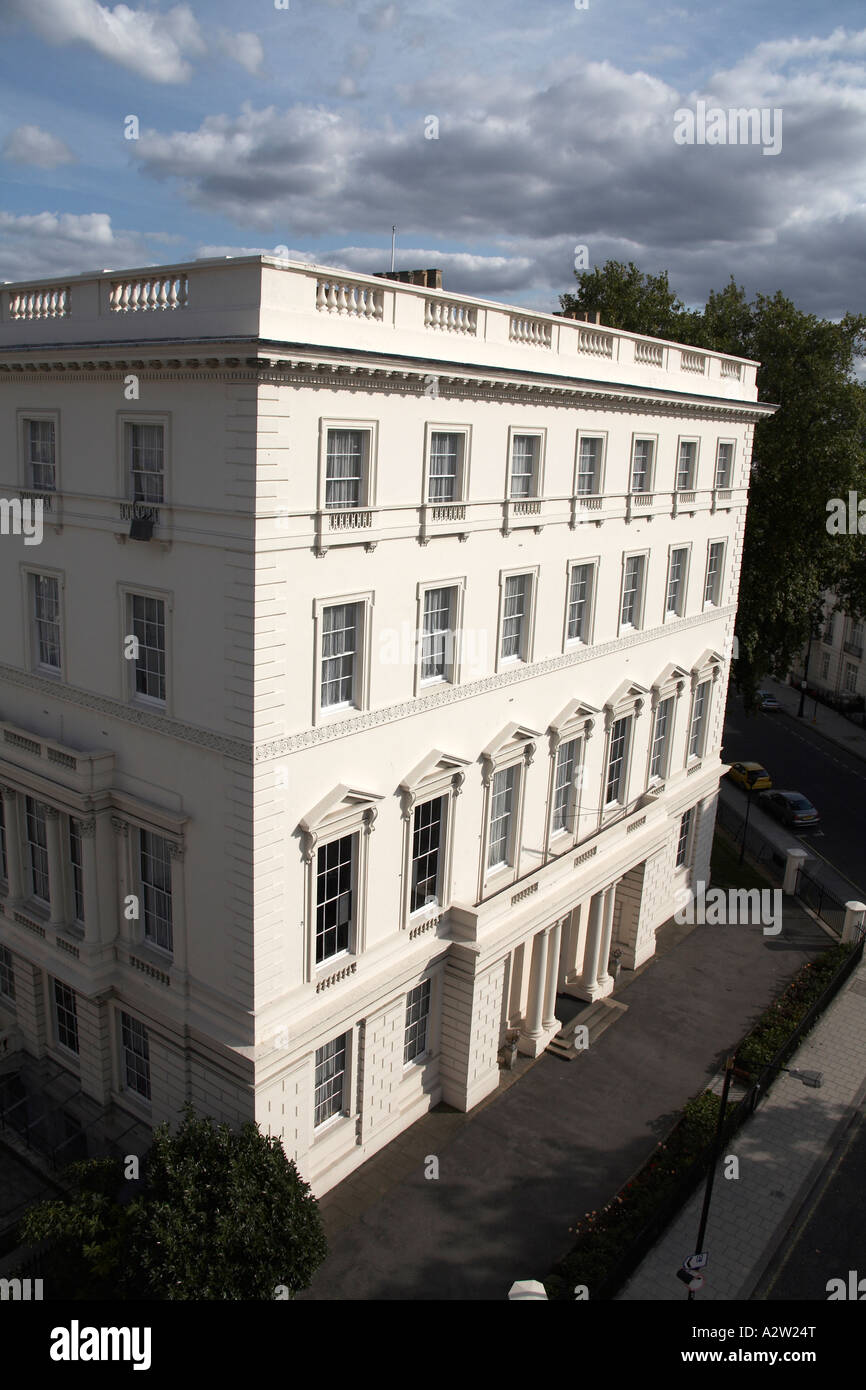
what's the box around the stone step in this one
[546,996,629,1061]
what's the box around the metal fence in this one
[795,864,849,937]
[714,797,786,872]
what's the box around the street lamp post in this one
[684,1059,822,1298]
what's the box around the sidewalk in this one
[618,948,866,1301]
[302,897,831,1300]
[760,675,866,764]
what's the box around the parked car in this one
[756,690,782,711]
[758,790,820,828]
[728,761,772,791]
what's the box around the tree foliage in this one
[562,262,866,699]
[19,1107,327,1300]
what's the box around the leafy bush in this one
[19,1106,327,1300]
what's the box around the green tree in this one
[19,1156,132,1300]
[19,1107,327,1300]
[560,260,698,341]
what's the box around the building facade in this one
[0,258,773,1193]
[790,595,865,709]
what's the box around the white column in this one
[542,919,563,1031]
[1,786,25,902]
[168,842,187,976]
[518,928,550,1055]
[78,818,100,945]
[842,901,866,945]
[596,882,618,990]
[576,891,605,998]
[111,815,134,944]
[44,805,67,929]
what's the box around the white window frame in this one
[675,436,699,491]
[598,687,645,826]
[119,584,172,711]
[118,413,170,509]
[403,979,433,1067]
[423,423,471,504]
[138,828,174,956]
[69,817,85,927]
[496,567,539,670]
[318,418,378,512]
[714,439,735,489]
[0,944,14,1002]
[313,1030,353,1131]
[19,410,60,494]
[619,550,648,633]
[313,832,357,968]
[687,679,713,762]
[845,662,858,694]
[604,716,632,810]
[573,431,606,497]
[703,539,727,609]
[313,591,374,723]
[51,977,80,1059]
[299,788,381,983]
[117,1008,152,1107]
[563,557,598,648]
[479,730,536,894]
[24,796,50,907]
[398,752,467,929]
[675,807,694,870]
[665,545,691,620]
[507,427,545,500]
[648,695,675,784]
[415,577,465,691]
[22,564,65,677]
[630,435,656,494]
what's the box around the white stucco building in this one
[0,257,773,1193]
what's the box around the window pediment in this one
[298,783,383,861]
[651,663,690,706]
[603,680,648,729]
[480,722,540,783]
[691,648,726,686]
[398,749,470,819]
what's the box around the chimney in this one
[373,268,443,289]
[557,307,601,324]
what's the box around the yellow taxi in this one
[727,761,772,791]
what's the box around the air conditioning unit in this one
[0,1026,21,1057]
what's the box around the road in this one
[721,693,866,899]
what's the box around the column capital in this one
[0,784,18,803]
[110,816,129,838]
[43,805,61,821]
[78,819,97,838]
[167,841,185,861]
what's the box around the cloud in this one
[2,124,76,169]
[216,29,264,76]
[127,29,866,313]
[0,211,152,282]
[4,0,261,83]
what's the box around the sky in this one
[0,0,864,319]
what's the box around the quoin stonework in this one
[0,257,773,1193]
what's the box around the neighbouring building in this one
[0,257,773,1193]
[790,594,865,710]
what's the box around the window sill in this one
[112,1087,152,1119]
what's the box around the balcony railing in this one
[0,259,760,400]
